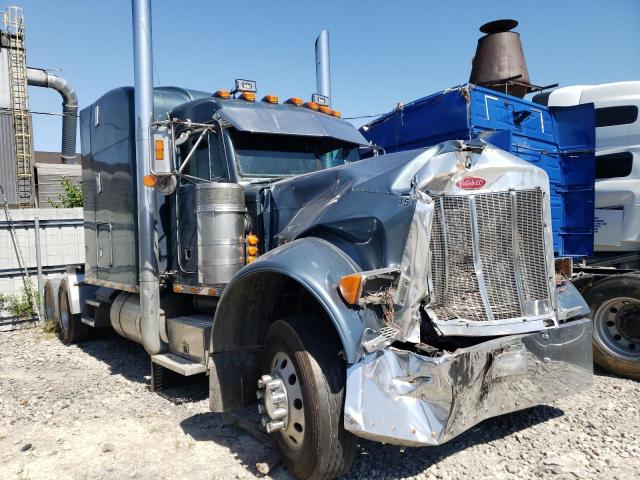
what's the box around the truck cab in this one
[47,80,594,480]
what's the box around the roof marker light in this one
[319,105,331,115]
[262,94,279,104]
[285,97,303,106]
[214,89,231,99]
[304,101,319,111]
[241,91,256,102]
[330,110,341,118]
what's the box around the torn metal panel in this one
[344,318,593,446]
[555,281,590,321]
[393,190,434,341]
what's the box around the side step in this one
[150,353,207,392]
[151,352,207,376]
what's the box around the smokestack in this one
[469,19,531,98]
[315,29,331,105]
[132,0,163,355]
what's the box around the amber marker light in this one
[143,174,156,187]
[241,91,256,102]
[262,94,279,104]
[330,110,341,118]
[304,101,319,111]
[285,97,303,106]
[154,138,164,160]
[319,105,331,115]
[247,234,259,246]
[247,256,257,263]
[247,246,258,256]
[214,89,231,99]
[338,274,362,305]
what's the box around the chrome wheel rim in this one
[593,296,640,360]
[271,351,305,450]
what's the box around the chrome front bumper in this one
[344,318,593,446]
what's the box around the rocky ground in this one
[0,326,638,480]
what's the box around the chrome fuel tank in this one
[195,183,246,285]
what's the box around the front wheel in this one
[583,274,640,379]
[259,317,356,480]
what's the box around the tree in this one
[49,177,83,208]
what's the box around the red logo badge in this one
[456,177,486,190]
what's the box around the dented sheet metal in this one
[212,100,368,145]
[344,318,593,446]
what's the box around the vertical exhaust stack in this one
[315,29,331,104]
[469,19,532,98]
[132,0,163,355]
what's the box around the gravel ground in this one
[1,326,638,480]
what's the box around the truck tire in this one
[583,274,640,379]
[56,280,88,344]
[43,277,62,324]
[261,317,356,480]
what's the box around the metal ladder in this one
[3,6,33,208]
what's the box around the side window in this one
[595,152,633,179]
[179,132,227,181]
[595,106,638,128]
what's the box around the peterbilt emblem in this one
[456,177,486,189]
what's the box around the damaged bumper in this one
[344,318,593,446]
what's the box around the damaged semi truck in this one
[45,4,593,479]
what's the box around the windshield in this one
[231,131,360,179]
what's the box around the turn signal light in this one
[214,89,231,99]
[262,94,279,104]
[241,92,256,102]
[247,246,258,256]
[330,110,341,118]
[338,274,362,305]
[247,234,259,246]
[286,97,304,106]
[319,105,331,115]
[304,101,319,111]
[154,139,164,160]
[143,174,156,187]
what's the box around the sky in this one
[4,0,640,152]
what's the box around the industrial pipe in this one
[315,29,331,105]
[132,0,164,356]
[26,68,78,163]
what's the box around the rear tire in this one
[262,317,356,480]
[583,274,640,379]
[56,279,87,345]
[43,278,61,324]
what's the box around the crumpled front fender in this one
[215,237,378,363]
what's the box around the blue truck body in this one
[361,84,596,257]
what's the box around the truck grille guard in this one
[426,187,557,336]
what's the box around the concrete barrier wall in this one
[0,207,84,297]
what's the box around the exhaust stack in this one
[469,19,531,98]
[315,29,331,105]
[132,0,163,355]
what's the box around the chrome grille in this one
[429,188,550,322]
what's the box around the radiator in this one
[429,188,551,323]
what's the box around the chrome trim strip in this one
[468,196,495,322]
[509,190,527,311]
